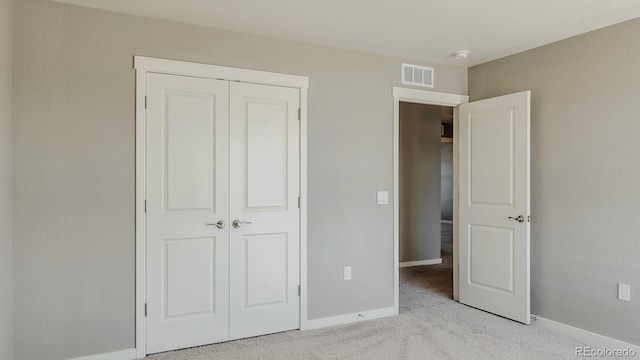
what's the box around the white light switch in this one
[377,191,389,205]
[344,266,352,280]
[618,283,631,302]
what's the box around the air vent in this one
[401,63,434,88]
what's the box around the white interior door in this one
[229,82,301,339]
[146,73,230,353]
[458,91,531,324]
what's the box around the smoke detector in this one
[453,50,470,60]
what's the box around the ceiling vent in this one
[401,63,434,88]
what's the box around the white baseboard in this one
[441,220,453,224]
[68,348,138,360]
[302,306,397,330]
[532,315,640,352]
[69,308,396,358]
[400,258,442,268]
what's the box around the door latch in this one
[508,215,525,223]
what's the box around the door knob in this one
[232,220,252,229]
[508,215,525,223]
[206,220,226,229]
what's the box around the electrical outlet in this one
[344,266,352,280]
[618,283,631,302]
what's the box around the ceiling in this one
[51,0,640,66]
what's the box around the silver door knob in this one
[508,215,525,223]
[206,220,226,229]
[232,220,252,229]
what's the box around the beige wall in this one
[399,102,442,263]
[469,18,640,345]
[440,143,453,221]
[0,0,13,359]
[12,0,467,358]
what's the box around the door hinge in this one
[298,196,301,209]
[298,108,301,121]
[144,303,148,317]
[144,96,147,109]
[298,285,301,296]
[144,200,147,213]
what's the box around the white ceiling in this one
[51,0,640,66]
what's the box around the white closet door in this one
[228,82,300,339]
[146,73,230,353]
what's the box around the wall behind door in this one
[0,0,13,358]
[440,143,453,221]
[11,0,467,358]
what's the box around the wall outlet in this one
[344,266,352,280]
[618,283,631,302]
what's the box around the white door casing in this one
[135,57,308,358]
[458,91,531,324]
[229,82,301,339]
[391,87,469,311]
[145,73,230,353]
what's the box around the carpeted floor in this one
[148,223,585,360]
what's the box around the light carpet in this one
[149,224,588,360]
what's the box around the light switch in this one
[618,283,631,302]
[377,191,389,205]
[344,266,352,280]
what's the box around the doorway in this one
[398,101,455,299]
[392,87,468,312]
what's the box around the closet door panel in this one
[229,82,300,339]
[146,73,230,354]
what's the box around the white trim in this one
[393,86,468,311]
[399,258,442,268]
[393,95,400,315]
[299,86,309,330]
[302,307,396,330]
[532,315,640,352]
[134,56,308,356]
[440,220,453,224]
[134,57,308,89]
[68,348,137,360]
[452,106,461,301]
[393,87,468,107]
[134,67,147,360]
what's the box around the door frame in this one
[134,56,309,358]
[392,87,468,313]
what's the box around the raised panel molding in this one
[244,233,288,308]
[468,225,514,294]
[165,92,216,212]
[469,108,515,207]
[245,100,288,210]
[163,237,216,318]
